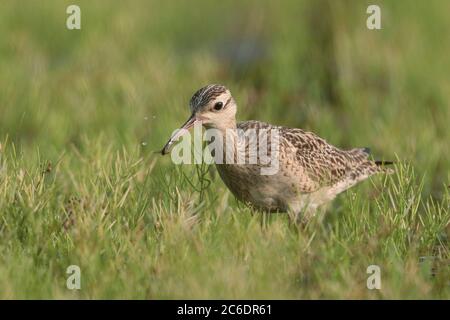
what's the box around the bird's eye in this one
[213,102,223,111]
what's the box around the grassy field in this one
[0,0,448,299]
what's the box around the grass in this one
[0,0,448,299]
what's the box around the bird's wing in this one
[237,121,374,193]
[279,127,371,192]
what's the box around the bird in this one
[161,84,393,223]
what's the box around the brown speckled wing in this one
[238,121,376,192]
[280,127,377,190]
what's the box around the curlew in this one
[161,84,393,222]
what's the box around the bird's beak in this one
[161,113,200,155]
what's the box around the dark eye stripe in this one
[223,97,231,108]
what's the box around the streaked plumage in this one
[162,84,393,222]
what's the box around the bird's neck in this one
[205,122,247,165]
[214,119,237,133]
[215,120,238,150]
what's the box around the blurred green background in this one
[1,0,448,192]
[0,0,448,299]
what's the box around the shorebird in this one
[161,84,393,222]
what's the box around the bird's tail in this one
[352,147,395,174]
[374,160,394,174]
[375,160,394,166]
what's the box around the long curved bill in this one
[161,113,199,155]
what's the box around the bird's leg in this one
[259,211,270,229]
[287,204,318,229]
[300,206,318,225]
[287,210,300,227]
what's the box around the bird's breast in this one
[215,163,292,212]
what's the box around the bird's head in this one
[161,84,237,155]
